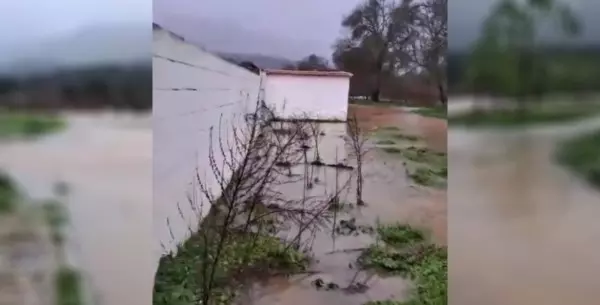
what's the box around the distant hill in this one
[216,52,294,70]
[0,24,150,76]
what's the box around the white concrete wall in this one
[264,75,350,120]
[152,27,262,264]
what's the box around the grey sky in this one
[154,0,363,60]
[156,0,599,60]
[0,0,149,50]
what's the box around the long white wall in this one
[152,27,262,265]
[264,75,350,120]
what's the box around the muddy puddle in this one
[449,112,600,305]
[0,112,152,305]
[241,105,447,305]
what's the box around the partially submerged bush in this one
[359,224,447,305]
[154,231,309,305]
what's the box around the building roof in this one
[264,69,353,78]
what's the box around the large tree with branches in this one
[338,0,422,102]
[400,0,447,105]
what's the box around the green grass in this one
[377,224,425,247]
[391,134,419,141]
[0,171,19,214]
[556,130,600,187]
[449,102,600,127]
[154,231,308,305]
[56,267,83,305]
[412,107,447,119]
[0,112,65,138]
[359,224,447,305]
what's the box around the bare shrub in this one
[346,115,370,206]
[154,98,355,305]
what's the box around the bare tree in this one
[347,115,370,206]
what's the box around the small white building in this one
[263,69,352,121]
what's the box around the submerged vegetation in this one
[374,127,447,187]
[0,171,18,213]
[56,267,83,305]
[359,223,447,305]
[556,130,600,187]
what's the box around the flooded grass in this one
[154,231,309,305]
[412,107,447,119]
[377,139,397,145]
[374,129,447,187]
[449,103,600,127]
[374,128,419,148]
[0,112,65,138]
[409,168,442,187]
[391,134,419,142]
[358,224,447,305]
[382,147,403,154]
[556,130,600,187]
[56,267,83,305]
[401,147,445,166]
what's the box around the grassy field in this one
[449,101,600,127]
[0,112,65,138]
[556,130,600,187]
[154,229,308,305]
[412,106,447,119]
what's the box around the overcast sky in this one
[1,0,596,61]
[154,0,364,59]
[156,0,599,59]
[0,0,149,51]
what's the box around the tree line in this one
[0,63,152,111]
[450,0,598,101]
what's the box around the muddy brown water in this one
[240,105,447,305]
[0,112,152,305]
[449,111,600,305]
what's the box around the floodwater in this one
[0,112,152,305]
[242,105,447,305]
[448,99,600,305]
